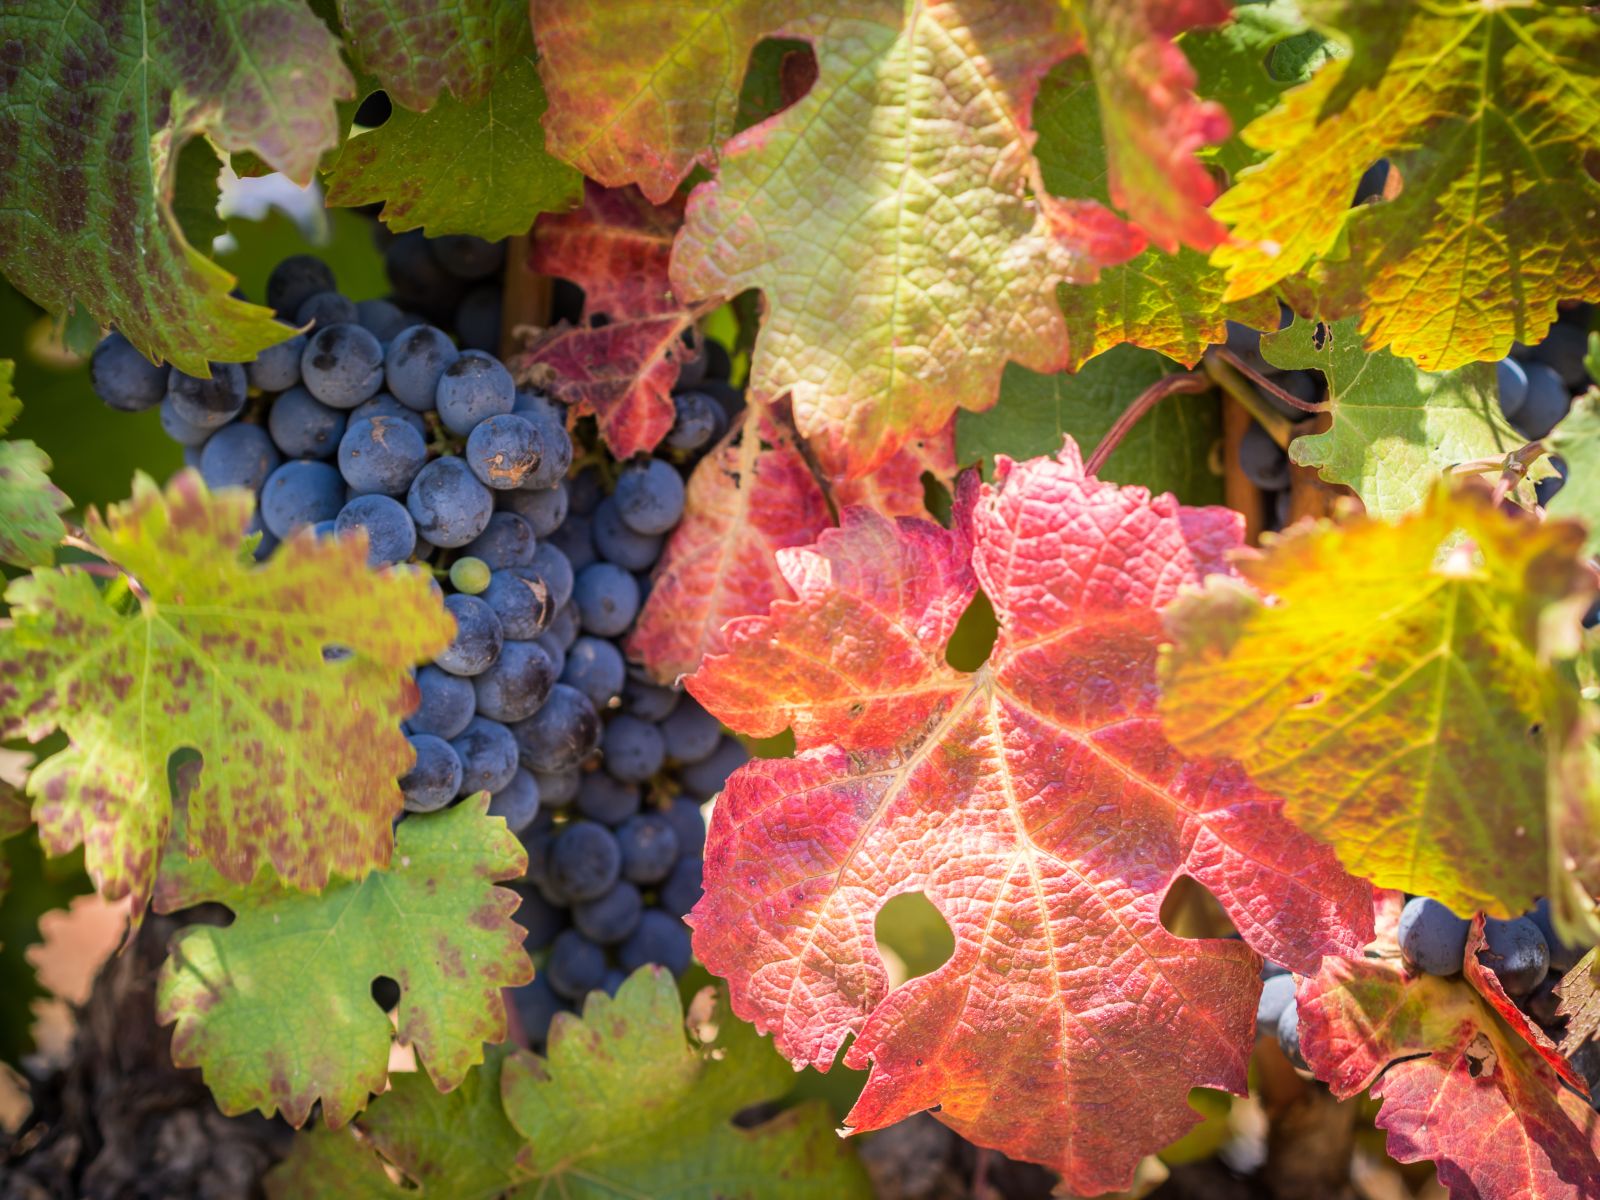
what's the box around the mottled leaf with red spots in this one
[0,0,353,373]
[516,183,699,458]
[334,0,523,112]
[686,445,1372,1190]
[1300,909,1600,1198]
[0,473,454,910]
[0,363,69,568]
[156,798,530,1128]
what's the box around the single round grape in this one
[356,298,410,343]
[385,325,459,412]
[451,716,520,797]
[436,593,504,677]
[534,633,566,680]
[488,768,541,835]
[657,856,703,918]
[576,773,640,826]
[601,714,665,784]
[338,415,428,495]
[509,975,568,1044]
[1497,357,1528,421]
[660,699,721,764]
[549,820,622,903]
[546,602,581,650]
[513,885,566,953]
[546,929,608,1000]
[199,422,280,493]
[409,665,475,740]
[532,767,580,809]
[1479,916,1549,997]
[1397,897,1469,976]
[512,684,600,772]
[408,455,495,548]
[614,458,686,536]
[266,255,336,318]
[1276,998,1305,1068]
[295,290,359,328]
[455,285,502,353]
[260,460,346,538]
[267,386,347,459]
[573,562,640,637]
[464,511,536,570]
[335,493,417,567]
[501,482,569,538]
[436,351,516,436]
[433,235,506,281]
[350,392,428,439]
[675,339,708,390]
[1238,421,1291,491]
[573,881,643,945]
[517,409,572,490]
[450,556,493,594]
[664,390,725,452]
[618,910,691,975]
[592,497,663,571]
[1528,898,1588,974]
[561,636,625,710]
[474,639,557,723]
[384,231,466,313]
[467,413,544,490]
[662,795,706,858]
[679,736,749,801]
[92,331,169,412]
[248,328,307,393]
[529,543,574,611]
[548,513,595,573]
[1531,320,1591,388]
[623,676,680,723]
[1513,361,1571,440]
[617,812,679,884]
[401,734,463,813]
[484,568,555,639]
[301,323,386,409]
[1256,973,1296,1039]
[167,362,248,430]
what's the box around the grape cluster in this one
[90,233,752,1046]
[1494,303,1592,513]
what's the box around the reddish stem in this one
[1210,346,1326,414]
[1085,372,1212,477]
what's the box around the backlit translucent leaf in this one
[687,445,1372,1189]
[1556,949,1600,1058]
[1210,1,1600,371]
[0,363,69,567]
[1301,907,1600,1197]
[1263,317,1531,518]
[335,0,523,111]
[0,473,454,909]
[517,183,696,458]
[1547,392,1600,556]
[266,970,872,1198]
[0,0,352,373]
[956,345,1224,504]
[1161,485,1595,919]
[157,799,531,1128]
[323,35,582,240]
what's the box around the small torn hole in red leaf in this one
[876,891,954,984]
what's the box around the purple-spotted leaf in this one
[157,798,531,1128]
[0,0,352,374]
[0,472,454,910]
[0,363,69,567]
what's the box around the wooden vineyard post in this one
[1222,393,1267,543]
[500,232,552,360]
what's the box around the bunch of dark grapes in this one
[90,231,751,1047]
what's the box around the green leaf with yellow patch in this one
[1210,0,1600,371]
[0,472,454,909]
[1160,485,1595,919]
[0,362,69,567]
[0,0,353,374]
[157,798,531,1129]
[266,968,872,1198]
[1263,317,1534,518]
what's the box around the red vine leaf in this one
[517,183,696,458]
[685,445,1372,1188]
[1300,910,1600,1196]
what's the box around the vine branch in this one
[1084,372,1213,478]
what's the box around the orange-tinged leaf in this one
[1210,0,1600,370]
[1161,486,1595,920]
[686,445,1372,1189]
[517,183,697,458]
[0,473,454,909]
[1300,909,1600,1198]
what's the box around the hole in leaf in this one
[921,471,952,526]
[371,975,401,1013]
[734,39,818,134]
[1159,876,1238,941]
[588,312,611,330]
[875,891,954,985]
[353,90,392,130]
[1311,321,1332,351]
[945,588,997,672]
[322,645,353,663]
[551,278,585,325]
[1293,691,1325,709]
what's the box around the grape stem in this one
[1202,352,1297,449]
[1084,372,1212,477]
[1209,346,1327,414]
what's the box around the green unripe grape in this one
[449,556,492,595]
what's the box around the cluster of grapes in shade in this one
[88,232,751,1046]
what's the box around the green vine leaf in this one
[1547,392,1600,557]
[0,472,454,910]
[157,798,531,1129]
[1263,317,1534,519]
[0,362,69,568]
[323,30,582,240]
[0,0,353,374]
[1210,1,1600,370]
[335,0,524,112]
[266,968,872,1197]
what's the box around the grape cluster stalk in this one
[91,231,752,1047]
